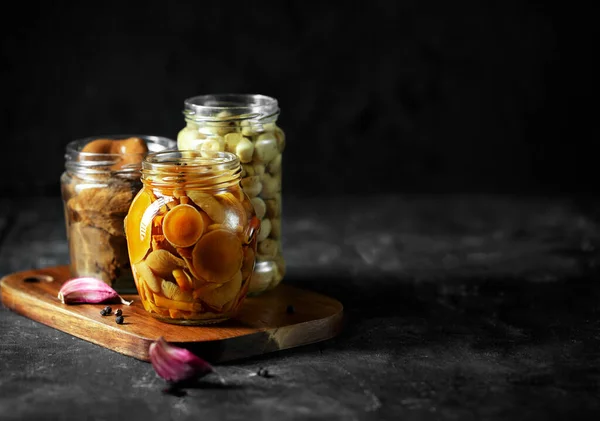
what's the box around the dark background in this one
[0,0,596,197]
[2,3,600,419]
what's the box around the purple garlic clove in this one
[149,337,214,383]
[57,277,133,305]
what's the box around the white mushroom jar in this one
[177,94,286,295]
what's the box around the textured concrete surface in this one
[1,194,599,420]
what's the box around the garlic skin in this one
[57,277,133,305]
[149,337,214,383]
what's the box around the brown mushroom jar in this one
[125,150,259,325]
[60,135,175,293]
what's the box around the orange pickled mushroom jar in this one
[124,150,260,325]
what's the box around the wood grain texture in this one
[0,265,343,363]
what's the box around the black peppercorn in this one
[103,306,112,315]
[100,309,108,316]
[115,315,124,324]
[115,309,123,317]
[257,368,272,378]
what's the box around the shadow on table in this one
[236,269,600,361]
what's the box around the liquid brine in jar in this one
[125,150,259,325]
[177,94,285,295]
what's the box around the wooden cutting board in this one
[0,266,343,363]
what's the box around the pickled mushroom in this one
[192,280,222,299]
[250,197,266,220]
[81,137,148,156]
[172,268,193,292]
[81,137,149,170]
[162,204,205,248]
[113,137,148,156]
[161,279,193,302]
[253,133,278,164]
[270,218,281,239]
[151,234,179,255]
[145,249,186,279]
[182,255,202,280]
[206,223,224,232]
[169,309,185,319]
[147,300,170,316]
[125,190,153,264]
[192,229,243,283]
[240,176,262,198]
[236,137,254,163]
[153,294,203,312]
[217,192,248,229]
[176,246,193,260]
[257,218,271,242]
[258,238,278,258]
[134,261,161,293]
[199,209,213,228]
[136,276,148,302]
[199,136,225,156]
[186,191,226,224]
[201,271,242,309]
[224,132,243,152]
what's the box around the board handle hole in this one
[23,275,54,283]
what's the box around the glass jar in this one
[60,134,175,293]
[177,94,285,295]
[125,150,259,325]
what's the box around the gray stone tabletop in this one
[1,194,599,420]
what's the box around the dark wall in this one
[1,1,595,197]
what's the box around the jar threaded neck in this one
[141,150,241,190]
[183,94,280,123]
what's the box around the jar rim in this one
[141,150,241,188]
[64,134,176,176]
[66,134,176,158]
[183,94,279,122]
[143,150,239,169]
